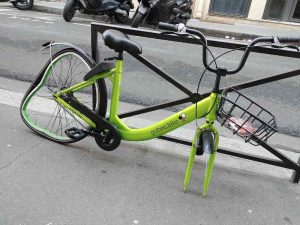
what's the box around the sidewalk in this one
[31,0,300,40]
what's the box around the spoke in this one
[46,86,55,93]
[58,57,69,89]
[56,105,63,136]
[57,102,88,129]
[36,94,54,99]
[49,65,61,91]
[29,112,66,119]
[70,59,84,78]
[64,55,74,87]
[59,58,63,84]
[45,104,59,131]
[62,104,71,130]
[67,70,86,86]
[50,105,61,133]
[64,57,82,88]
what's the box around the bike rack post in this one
[291,156,300,183]
[90,22,300,183]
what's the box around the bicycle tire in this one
[20,48,108,144]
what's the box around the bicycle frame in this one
[54,59,221,142]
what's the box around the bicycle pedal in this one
[65,127,85,140]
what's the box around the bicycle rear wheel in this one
[20,48,107,143]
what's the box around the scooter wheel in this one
[131,11,144,28]
[114,11,129,23]
[63,0,77,22]
[12,0,34,10]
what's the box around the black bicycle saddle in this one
[103,29,142,55]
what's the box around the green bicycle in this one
[21,23,287,195]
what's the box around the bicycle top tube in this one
[158,23,300,75]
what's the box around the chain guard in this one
[94,125,121,151]
[60,94,121,151]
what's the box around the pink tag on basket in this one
[227,116,257,136]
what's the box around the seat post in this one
[109,51,124,122]
[117,52,123,60]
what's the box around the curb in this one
[189,27,260,40]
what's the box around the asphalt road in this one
[0,6,299,136]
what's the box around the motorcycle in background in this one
[63,0,134,23]
[131,0,192,28]
[169,0,192,24]
[9,0,34,10]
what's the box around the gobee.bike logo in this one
[150,120,179,136]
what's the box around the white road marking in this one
[0,9,12,12]
[3,13,56,24]
[73,23,90,27]
[0,13,13,16]
[33,16,54,21]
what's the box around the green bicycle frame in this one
[55,60,221,141]
[54,59,221,195]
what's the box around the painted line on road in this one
[0,9,12,12]
[73,23,90,27]
[33,16,54,21]
[4,14,56,24]
[0,13,13,16]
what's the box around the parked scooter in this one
[169,0,192,24]
[9,0,34,10]
[131,0,192,28]
[63,0,134,23]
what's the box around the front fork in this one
[184,125,219,196]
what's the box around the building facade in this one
[193,0,300,24]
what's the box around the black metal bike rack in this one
[91,22,300,183]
